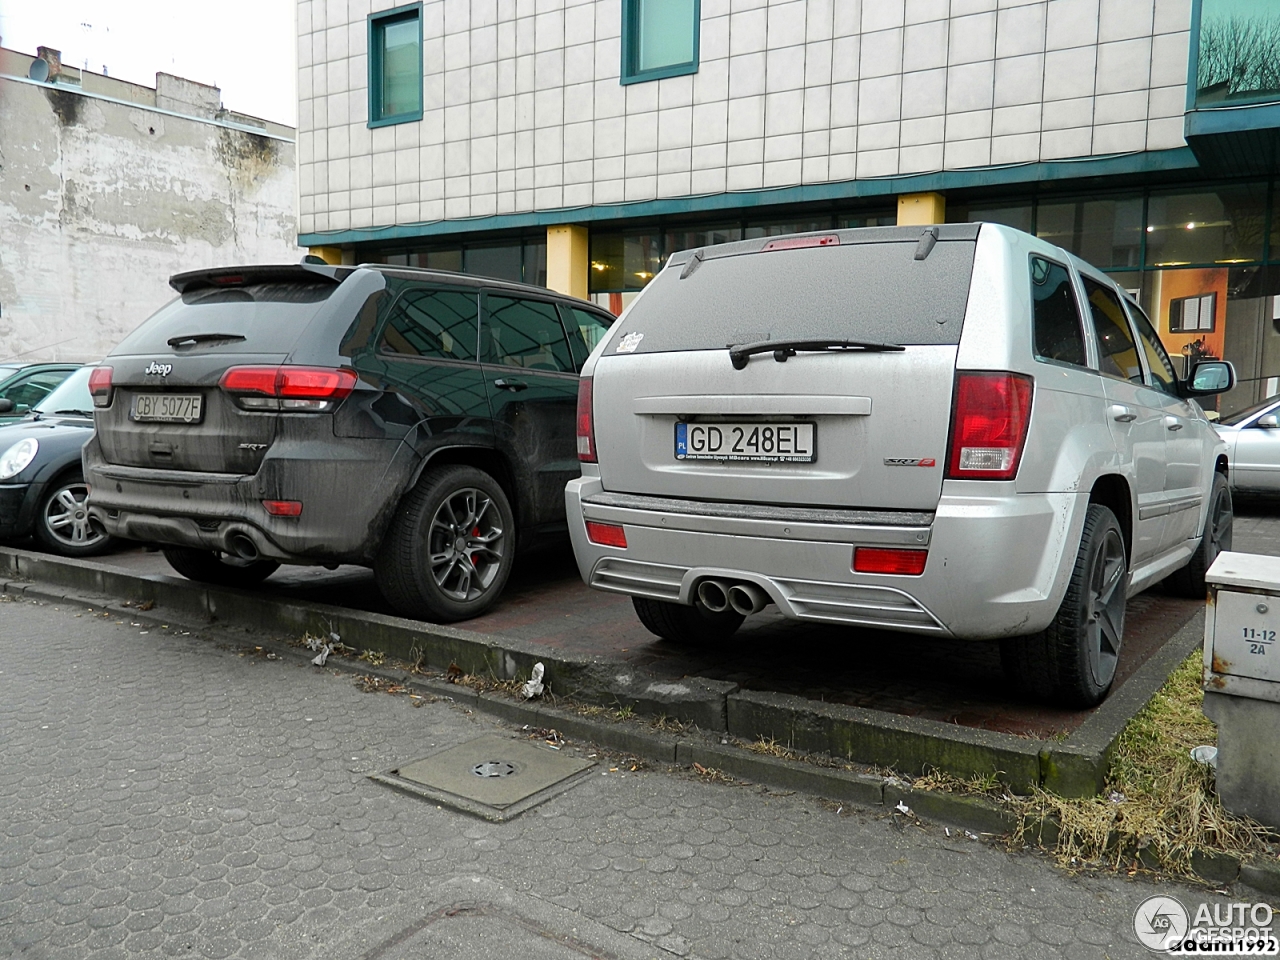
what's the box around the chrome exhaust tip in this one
[728,582,769,616]
[696,579,730,613]
[227,533,260,562]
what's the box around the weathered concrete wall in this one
[0,76,300,363]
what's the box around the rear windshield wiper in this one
[167,332,247,347]
[728,338,904,370]
[51,409,95,417]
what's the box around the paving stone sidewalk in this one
[0,594,1262,960]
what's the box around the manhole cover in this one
[472,760,517,778]
[374,734,594,821]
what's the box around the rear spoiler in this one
[169,263,352,294]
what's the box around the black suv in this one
[83,263,613,621]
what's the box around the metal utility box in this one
[1203,551,1280,829]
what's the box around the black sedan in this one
[0,366,112,556]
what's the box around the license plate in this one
[676,422,815,462]
[131,393,203,423]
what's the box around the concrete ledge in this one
[726,688,1045,794]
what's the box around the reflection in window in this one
[1035,197,1143,269]
[1195,0,1280,107]
[952,203,1033,234]
[484,297,574,373]
[369,6,422,125]
[837,212,897,229]
[744,218,835,240]
[563,307,614,370]
[465,244,523,284]
[380,288,478,361]
[664,224,742,257]
[1030,257,1087,367]
[1145,186,1267,266]
[1083,277,1142,382]
[1129,303,1179,395]
[589,233,664,292]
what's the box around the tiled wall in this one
[297,0,1193,235]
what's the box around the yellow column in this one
[896,193,946,226]
[546,225,589,300]
[307,246,343,265]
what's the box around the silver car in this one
[1215,397,1280,495]
[566,224,1235,706]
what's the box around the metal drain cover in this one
[472,760,517,778]
[375,734,594,821]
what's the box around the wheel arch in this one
[1088,473,1133,564]
[407,445,523,527]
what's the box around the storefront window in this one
[589,233,664,292]
[523,242,547,287]
[411,249,462,271]
[1036,196,1143,269]
[744,218,835,240]
[950,202,1033,234]
[1195,0,1280,107]
[837,211,897,229]
[1146,185,1268,267]
[664,223,742,256]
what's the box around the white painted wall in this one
[0,76,300,363]
[297,0,1193,235]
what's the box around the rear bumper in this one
[82,435,404,564]
[565,477,1088,640]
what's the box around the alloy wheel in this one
[1206,484,1233,564]
[1085,526,1127,689]
[43,482,106,550]
[427,487,505,602]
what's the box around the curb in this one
[6,573,1279,896]
[0,545,1204,799]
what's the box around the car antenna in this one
[913,226,939,261]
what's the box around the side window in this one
[561,306,614,371]
[378,287,478,361]
[1029,257,1087,368]
[484,296,574,373]
[1128,302,1179,396]
[3,371,68,409]
[1082,277,1143,383]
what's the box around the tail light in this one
[946,372,1033,481]
[262,500,303,517]
[854,547,928,575]
[585,521,627,548]
[88,366,114,407]
[219,366,357,412]
[577,377,597,462]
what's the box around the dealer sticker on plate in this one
[676,422,815,462]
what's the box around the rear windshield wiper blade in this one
[728,338,904,370]
[52,409,95,417]
[167,332,247,347]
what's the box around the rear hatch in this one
[96,267,345,475]
[590,226,979,511]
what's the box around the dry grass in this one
[1014,653,1275,878]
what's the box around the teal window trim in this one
[368,2,423,129]
[1187,0,1280,111]
[620,0,701,86]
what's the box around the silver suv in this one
[567,224,1235,706]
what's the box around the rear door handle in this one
[493,378,528,391]
[1109,404,1137,423]
[1166,416,1183,431]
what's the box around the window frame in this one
[620,0,701,86]
[368,2,424,129]
[1028,255,1091,372]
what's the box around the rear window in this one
[608,239,977,354]
[113,282,337,356]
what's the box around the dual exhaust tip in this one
[697,579,770,617]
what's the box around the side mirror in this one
[1258,414,1279,430]
[0,398,12,414]
[1184,360,1235,396]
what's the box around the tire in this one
[34,473,114,557]
[374,465,514,622]
[162,547,280,587]
[1000,503,1127,707]
[1165,473,1232,599]
[632,595,745,645]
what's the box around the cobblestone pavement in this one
[1,595,1261,960]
